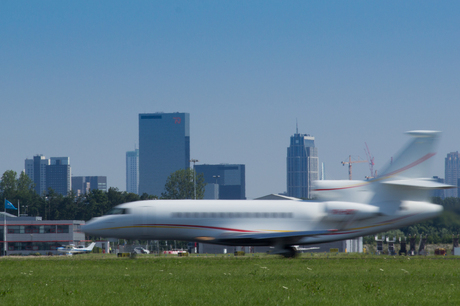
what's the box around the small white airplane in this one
[57,242,96,256]
[82,131,451,257]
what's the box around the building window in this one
[8,226,21,234]
[57,225,69,233]
[44,225,56,233]
[25,226,39,233]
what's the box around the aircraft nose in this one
[81,220,99,236]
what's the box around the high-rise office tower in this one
[286,130,319,199]
[138,112,190,197]
[126,149,139,194]
[46,157,71,196]
[72,176,107,195]
[432,176,445,199]
[25,155,50,195]
[445,152,460,198]
[25,155,71,196]
[71,177,88,195]
[195,164,246,199]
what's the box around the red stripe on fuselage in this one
[138,224,256,233]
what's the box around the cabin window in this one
[170,211,294,219]
[106,208,129,215]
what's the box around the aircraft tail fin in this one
[377,130,440,181]
[87,242,96,251]
[370,131,451,212]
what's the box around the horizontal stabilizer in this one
[382,179,456,190]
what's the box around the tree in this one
[161,168,205,199]
[85,189,109,219]
[42,188,65,220]
[140,193,157,200]
[0,170,18,200]
[124,192,141,203]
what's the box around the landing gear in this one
[281,246,298,258]
[272,245,299,258]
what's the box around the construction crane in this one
[341,156,367,180]
[364,142,377,179]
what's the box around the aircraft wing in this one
[212,229,335,246]
[382,179,455,189]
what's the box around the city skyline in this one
[2,2,460,198]
[9,122,460,199]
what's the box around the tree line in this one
[2,168,459,244]
[365,196,460,244]
[0,169,205,221]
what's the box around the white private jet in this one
[82,131,451,257]
[57,242,96,256]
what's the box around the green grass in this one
[1,253,460,305]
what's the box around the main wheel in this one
[282,247,297,258]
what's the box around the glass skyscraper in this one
[286,131,319,199]
[445,151,460,198]
[126,149,139,194]
[46,157,71,196]
[138,112,190,197]
[195,164,246,199]
[25,155,49,195]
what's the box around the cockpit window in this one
[105,208,129,215]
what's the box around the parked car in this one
[133,247,150,254]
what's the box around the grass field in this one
[1,253,459,305]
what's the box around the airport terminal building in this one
[0,213,86,256]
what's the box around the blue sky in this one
[1,1,459,198]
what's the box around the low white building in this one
[1,212,86,256]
